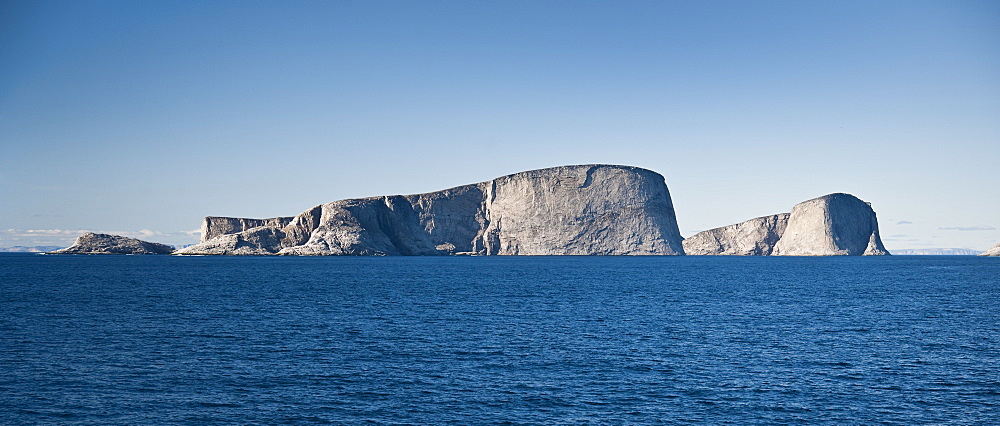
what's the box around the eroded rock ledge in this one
[50,232,175,255]
[177,165,686,256]
[683,193,889,256]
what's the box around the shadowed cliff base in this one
[177,165,686,256]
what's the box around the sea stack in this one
[683,193,889,256]
[50,232,176,255]
[177,165,686,256]
[980,243,1000,257]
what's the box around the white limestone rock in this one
[771,193,889,256]
[683,214,789,255]
[50,232,175,255]
[980,243,1000,257]
[176,165,685,256]
[475,165,683,255]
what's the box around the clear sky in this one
[2,0,998,250]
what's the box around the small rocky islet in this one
[50,232,175,255]
[52,164,909,256]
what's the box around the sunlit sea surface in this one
[1,254,998,424]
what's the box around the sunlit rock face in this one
[684,193,889,256]
[50,232,175,255]
[980,243,1000,257]
[683,214,789,256]
[771,193,888,256]
[200,217,293,243]
[176,165,685,256]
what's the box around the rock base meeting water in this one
[178,165,686,256]
[683,193,889,256]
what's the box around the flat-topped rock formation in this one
[50,232,176,255]
[980,243,1000,257]
[683,193,889,256]
[177,165,686,256]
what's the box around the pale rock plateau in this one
[177,165,686,256]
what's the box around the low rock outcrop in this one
[980,243,1000,257]
[177,165,686,256]
[683,193,889,256]
[50,233,175,255]
[683,214,789,255]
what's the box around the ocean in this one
[1,253,998,424]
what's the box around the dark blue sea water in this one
[1,254,998,424]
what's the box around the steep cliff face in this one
[176,165,685,256]
[201,217,294,242]
[683,193,888,256]
[980,243,1000,257]
[772,193,888,256]
[476,165,683,255]
[683,214,789,255]
[50,233,175,255]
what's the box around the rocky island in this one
[177,165,686,256]
[980,243,1000,257]
[46,166,898,257]
[50,232,176,255]
[683,193,889,256]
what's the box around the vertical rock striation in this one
[201,217,294,242]
[772,193,888,256]
[176,165,685,256]
[476,165,683,255]
[684,193,889,256]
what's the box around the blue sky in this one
[2,0,998,250]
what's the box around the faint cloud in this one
[938,225,996,231]
[31,213,64,218]
[0,229,83,248]
[896,220,913,225]
[0,228,200,248]
[101,229,202,240]
[22,229,89,236]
